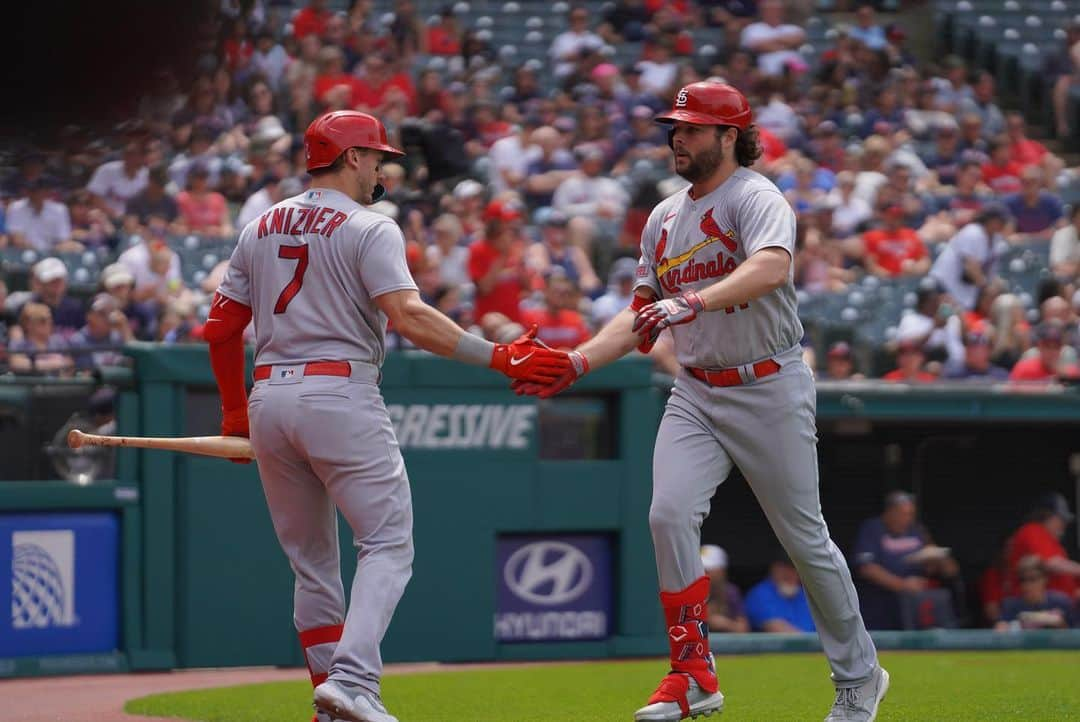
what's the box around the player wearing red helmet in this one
[205,111,572,722]
[515,82,889,722]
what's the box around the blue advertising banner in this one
[494,534,613,643]
[0,512,119,658]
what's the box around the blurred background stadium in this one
[1,0,1079,690]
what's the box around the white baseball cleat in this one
[824,666,890,722]
[634,676,725,721]
[313,680,399,722]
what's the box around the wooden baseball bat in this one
[67,429,255,460]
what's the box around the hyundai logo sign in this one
[503,541,594,606]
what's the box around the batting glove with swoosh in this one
[511,350,589,398]
[632,290,705,344]
[490,325,573,383]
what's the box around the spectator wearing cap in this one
[820,341,863,381]
[744,557,815,633]
[995,555,1075,632]
[612,105,670,173]
[589,64,629,127]
[292,0,331,39]
[553,144,630,222]
[957,113,989,159]
[1009,321,1073,383]
[904,86,955,142]
[1004,492,1080,602]
[923,122,964,188]
[781,157,828,216]
[4,178,75,253]
[468,199,531,324]
[1,151,55,200]
[1004,166,1064,243]
[549,5,605,80]
[176,163,232,238]
[452,179,487,240]
[523,127,579,210]
[520,272,592,349]
[853,492,960,630]
[124,165,179,233]
[100,263,155,341]
[859,86,905,140]
[68,293,132,371]
[592,257,639,327]
[931,55,970,114]
[930,160,991,233]
[700,545,749,634]
[388,0,427,60]
[1050,204,1080,280]
[739,0,805,77]
[958,71,1005,139]
[861,205,929,279]
[314,45,363,109]
[526,209,602,297]
[882,340,937,383]
[426,214,470,289]
[930,204,1009,311]
[942,329,1009,381]
[8,302,74,376]
[807,120,845,173]
[6,258,85,336]
[87,140,149,220]
[426,6,461,56]
[895,280,963,363]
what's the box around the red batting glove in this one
[511,351,589,398]
[221,407,252,465]
[630,294,658,354]
[632,290,705,344]
[490,325,573,383]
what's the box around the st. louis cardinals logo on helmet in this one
[675,87,689,108]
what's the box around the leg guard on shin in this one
[647,576,718,715]
[299,623,344,687]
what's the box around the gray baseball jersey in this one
[637,167,880,688]
[634,167,803,368]
[216,185,416,703]
[218,187,417,366]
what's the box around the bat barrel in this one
[67,429,89,449]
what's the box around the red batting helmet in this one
[655,81,753,130]
[303,111,405,172]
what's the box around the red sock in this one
[647,576,718,715]
[299,623,344,688]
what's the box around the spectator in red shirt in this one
[354,52,418,116]
[314,46,363,108]
[981,136,1023,196]
[1009,321,1069,383]
[862,205,930,278]
[426,7,461,56]
[1004,492,1080,601]
[468,199,531,324]
[520,272,592,349]
[882,340,937,383]
[176,163,231,238]
[1006,112,1065,187]
[292,0,331,39]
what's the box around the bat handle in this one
[67,429,89,449]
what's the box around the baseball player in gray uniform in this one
[204,111,571,722]
[516,82,890,721]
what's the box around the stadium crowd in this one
[0,0,1078,386]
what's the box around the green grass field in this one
[125,651,1080,722]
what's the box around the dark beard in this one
[677,144,725,183]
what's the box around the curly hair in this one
[734,124,763,167]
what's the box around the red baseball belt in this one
[253,360,352,381]
[686,359,781,387]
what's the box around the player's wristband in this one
[452,332,497,367]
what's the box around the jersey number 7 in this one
[274,244,309,314]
